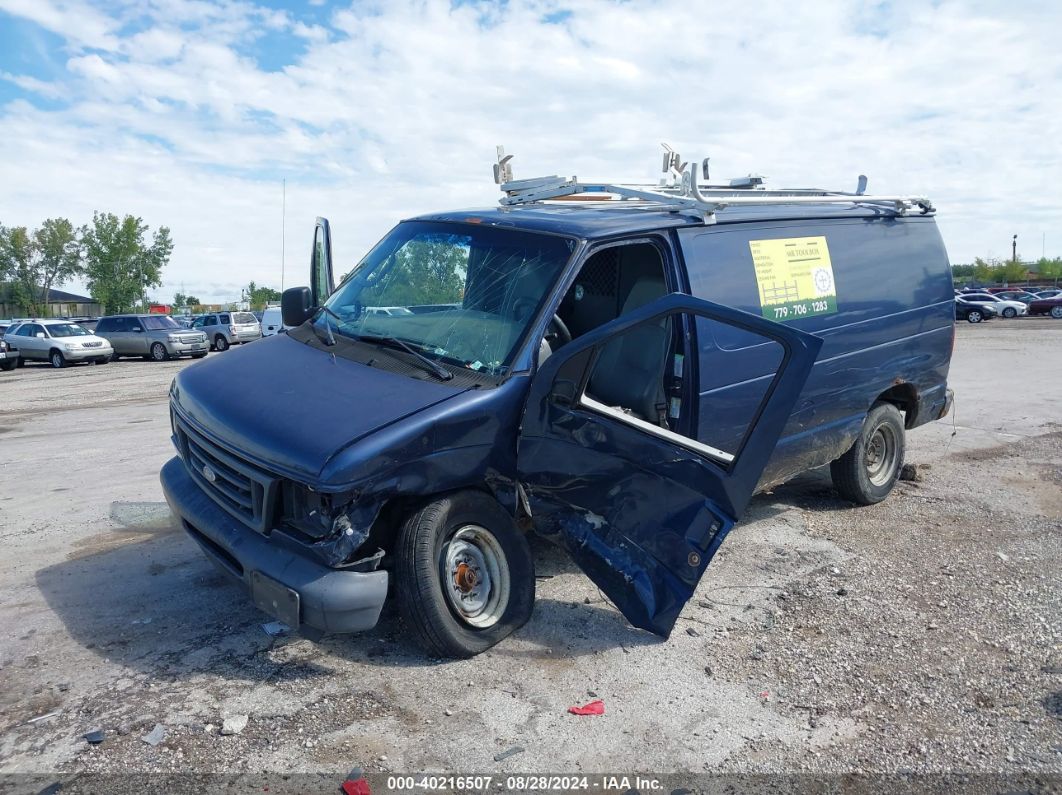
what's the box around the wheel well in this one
[367,486,509,559]
[49,347,62,358]
[875,382,919,429]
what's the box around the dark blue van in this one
[161,160,954,657]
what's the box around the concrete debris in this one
[221,715,249,736]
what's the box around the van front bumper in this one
[160,456,388,634]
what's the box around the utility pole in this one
[1012,234,1017,264]
[281,179,286,292]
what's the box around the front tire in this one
[395,491,535,658]
[831,402,906,505]
[966,310,983,323]
[0,358,15,371]
[150,342,169,362]
[49,349,66,369]
[214,335,230,352]
[1002,307,1017,319]
[1051,306,1062,319]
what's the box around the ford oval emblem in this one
[202,464,217,483]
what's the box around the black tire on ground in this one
[966,310,983,323]
[94,357,108,365]
[395,490,535,658]
[830,402,906,506]
[15,356,25,368]
[49,349,66,369]
[1002,307,1017,318]
[191,353,208,359]
[0,358,16,371]
[1051,306,1062,319]
[110,351,120,362]
[150,342,169,362]
[214,335,229,351]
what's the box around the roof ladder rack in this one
[493,144,933,224]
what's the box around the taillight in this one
[229,325,237,334]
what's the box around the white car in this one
[957,292,1028,319]
[4,319,114,367]
[261,306,287,337]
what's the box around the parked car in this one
[954,297,997,323]
[95,314,210,361]
[1027,294,1062,318]
[955,292,1028,318]
[1034,288,1061,299]
[162,158,956,658]
[0,336,18,370]
[260,306,287,337]
[992,290,1040,304]
[191,311,262,351]
[3,319,113,367]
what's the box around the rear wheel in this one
[214,335,230,352]
[395,491,535,658]
[966,310,983,323]
[831,402,906,505]
[150,342,169,362]
[1051,306,1062,319]
[49,349,66,369]
[1002,307,1017,318]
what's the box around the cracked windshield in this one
[317,221,574,375]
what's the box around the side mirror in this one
[282,287,315,327]
[36,332,45,338]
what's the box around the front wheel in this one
[395,491,535,658]
[150,342,169,362]
[0,358,16,371]
[966,310,983,323]
[1051,306,1062,319]
[214,335,230,352]
[830,402,906,505]
[50,350,66,369]
[1002,307,1017,319]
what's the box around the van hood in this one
[172,334,468,480]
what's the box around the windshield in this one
[47,323,90,337]
[142,316,180,330]
[317,221,574,374]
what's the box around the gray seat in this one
[587,275,669,422]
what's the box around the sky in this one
[0,0,1060,305]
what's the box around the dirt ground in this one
[0,319,1059,790]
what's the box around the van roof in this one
[410,202,925,240]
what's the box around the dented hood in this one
[172,333,466,480]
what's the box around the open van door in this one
[311,217,335,306]
[517,293,822,637]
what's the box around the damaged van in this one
[161,149,955,657]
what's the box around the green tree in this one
[34,218,84,312]
[184,295,201,308]
[971,257,996,284]
[1035,257,1062,285]
[83,213,173,314]
[245,281,282,310]
[993,259,1027,284]
[0,226,42,315]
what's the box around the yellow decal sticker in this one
[749,236,838,320]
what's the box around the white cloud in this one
[0,0,1060,304]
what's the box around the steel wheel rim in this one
[865,423,898,487]
[442,524,510,629]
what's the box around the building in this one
[0,283,103,319]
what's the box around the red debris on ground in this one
[567,699,605,716]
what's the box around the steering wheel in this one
[545,314,572,348]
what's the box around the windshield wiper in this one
[356,334,453,381]
[311,306,342,346]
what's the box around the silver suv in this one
[96,314,209,361]
[3,319,113,367]
[192,311,261,351]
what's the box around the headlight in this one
[167,334,180,342]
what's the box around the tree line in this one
[0,213,173,316]
[951,256,1062,286]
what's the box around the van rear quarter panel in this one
[676,216,954,489]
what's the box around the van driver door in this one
[516,293,822,637]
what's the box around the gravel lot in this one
[0,319,1059,790]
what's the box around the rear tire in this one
[395,491,535,658]
[214,335,230,352]
[49,349,66,369]
[831,402,906,505]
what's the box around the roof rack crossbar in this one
[494,146,934,222]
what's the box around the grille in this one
[178,335,204,344]
[177,418,276,533]
[578,248,619,296]
[83,341,103,348]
